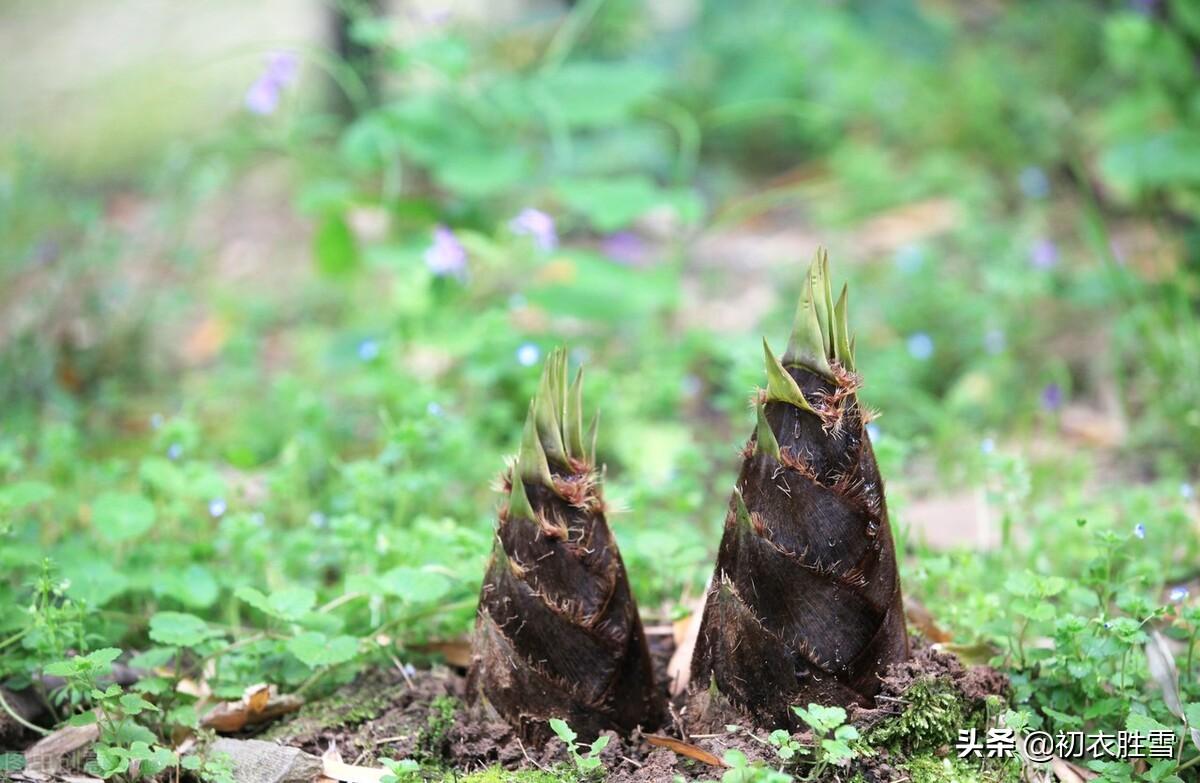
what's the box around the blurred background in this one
[3,0,1200,712]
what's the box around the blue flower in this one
[1169,586,1189,603]
[209,498,227,518]
[1018,166,1050,200]
[1181,483,1194,500]
[167,443,183,461]
[516,343,540,367]
[984,329,1006,355]
[893,244,925,274]
[980,437,995,455]
[245,51,299,115]
[424,225,467,279]
[357,339,381,362]
[509,208,558,252]
[906,333,934,361]
[1134,523,1146,540]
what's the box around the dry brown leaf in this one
[23,722,100,774]
[904,595,952,643]
[1050,755,1097,782]
[245,683,271,714]
[853,198,959,254]
[667,581,709,697]
[182,314,229,366]
[410,640,472,668]
[1145,631,1184,720]
[321,742,389,783]
[201,685,303,733]
[644,734,727,768]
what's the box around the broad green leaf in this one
[534,62,664,128]
[148,612,217,648]
[314,213,359,277]
[236,586,316,620]
[432,149,529,198]
[65,561,130,607]
[286,632,358,667]
[91,492,156,543]
[379,567,451,604]
[157,564,219,609]
[0,481,53,508]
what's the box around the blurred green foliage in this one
[2,1,1200,780]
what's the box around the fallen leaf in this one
[644,734,727,768]
[1050,755,1097,782]
[201,685,304,733]
[1144,631,1184,719]
[410,639,472,668]
[933,641,1000,666]
[245,683,271,715]
[667,580,709,697]
[321,742,389,783]
[904,595,952,643]
[23,722,100,774]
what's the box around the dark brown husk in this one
[467,349,663,743]
[690,254,909,730]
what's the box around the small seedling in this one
[549,718,610,777]
[792,704,860,770]
[379,758,422,783]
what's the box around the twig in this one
[516,737,546,771]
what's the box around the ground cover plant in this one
[3,1,1200,782]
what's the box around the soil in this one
[5,634,1006,781]
[252,636,1008,782]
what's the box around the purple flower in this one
[1041,383,1063,411]
[1130,0,1159,15]
[245,51,299,115]
[424,225,467,279]
[602,232,649,266]
[1029,239,1058,270]
[509,208,558,252]
[1134,523,1146,540]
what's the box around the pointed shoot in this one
[755,403,781,460]
[764,339,815,412]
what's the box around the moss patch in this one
[900,753,1020,783]
[865,676,973,754]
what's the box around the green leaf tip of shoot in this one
[516,399,553,491]
[533,348,570,469]
[565,366,586,463]
[754,403,781,460]
[763,338,815,412]
[733,487,754,531]
[782,249,856,378]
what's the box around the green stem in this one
[540,0,607,73]
[0,628,28,651]
[0,688,50,736]
[1186,627,1197,687]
